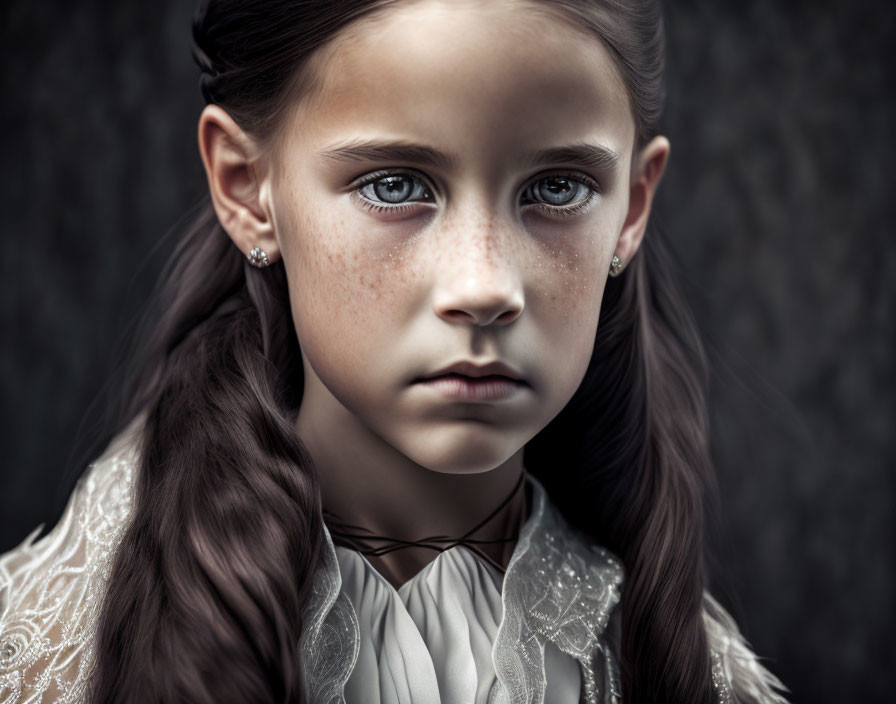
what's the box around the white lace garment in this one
[0,421,789,703]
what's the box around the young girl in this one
[0,1,790,702]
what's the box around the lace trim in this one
[490,475,625,704]
[299,524,359,704]
[0,435,138,703]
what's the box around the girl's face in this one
[249,0,661,474]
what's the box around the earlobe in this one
[612,135,670,272]
[197,105,281,264]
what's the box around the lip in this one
[414,360,528,402]
[418,360,526,382]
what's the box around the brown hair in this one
[84,1,717,701]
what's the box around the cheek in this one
[530,229,610,326]
[524,226,615,395]
[279,203,418,377]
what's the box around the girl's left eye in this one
[521,173,600,218]
[350,170,599,218]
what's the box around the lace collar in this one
[299,473,625,704]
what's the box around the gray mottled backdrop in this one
[1,1,892,701]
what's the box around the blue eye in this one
[526,177,590,206]
[356,172,434,207]
[522,173,599,217]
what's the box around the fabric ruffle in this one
[335,540,582,704]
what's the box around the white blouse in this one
[305,471,626,704]
[334,545,582,703]
[0,418,789,704]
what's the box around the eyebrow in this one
[319,140,458,170]
[529,143,621,171]
[318,140,621,172]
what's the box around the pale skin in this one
[198,0,669,588]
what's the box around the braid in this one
[89,214,322,703]
[527,230,715,703]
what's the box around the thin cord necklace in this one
[323,470,527,573]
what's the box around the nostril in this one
[495,309,521,324]
[441,309,476,324]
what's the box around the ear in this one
[197,104,280,264]
[613,135,670,270]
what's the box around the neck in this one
[296,375,529,589]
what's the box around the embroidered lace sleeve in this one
[0,422,140,704]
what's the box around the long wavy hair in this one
[81,0,718,701]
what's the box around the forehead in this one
[277,0,635,170]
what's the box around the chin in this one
[404,428,527,475]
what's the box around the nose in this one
[431,221,524,327]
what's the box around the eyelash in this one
[349,169,601,219]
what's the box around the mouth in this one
[416,360,526,383]
[413,361,528,402]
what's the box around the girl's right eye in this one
[351,171,436,216]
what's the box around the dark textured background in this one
[1,1,892,701]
